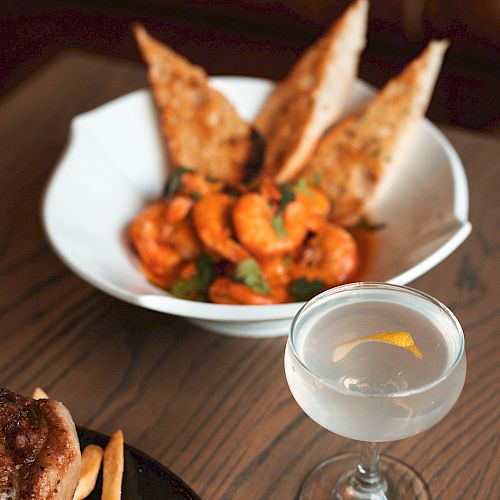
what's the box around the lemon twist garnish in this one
[332,331,423,362]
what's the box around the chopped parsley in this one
[278,183,295,212]
[293,177,311,195]
[270,183,298,238]
[234,258,270,294]
[163,167,192,197]
[169,253,216,300]
[291,278,326,301]
[356,216,386,232]
[169,278,202,301]
[271,214,287,238]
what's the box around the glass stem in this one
[354,442,386,491]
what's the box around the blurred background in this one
[1,0,499,132]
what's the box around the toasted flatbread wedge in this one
[134,24,253,185]
[254,0,368,183]
[301,40,449,224]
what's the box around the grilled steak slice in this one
[0,389,81,500]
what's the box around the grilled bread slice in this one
[301,40,449,224]
[134,24,254,185]
[254,0,368,183]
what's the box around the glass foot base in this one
[299,453,430,500]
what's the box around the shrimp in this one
[208,278,288,305]
[178,171,224,196]
[165,195,193,223]
[290,223,359,287]
[260,177,330,232]
[269,285,292,304]
[142,266,175,289]
[232,193,308,256]
[192,192,250,263]
[294,185,331,233]
[130,202,180,280]
[130,201,201,284]
[259,176,282,201]
[177,260,197,280]
[258,255,291,287]
[168,218,202,260]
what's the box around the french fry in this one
[102,430,124,500]
[32,387,49,399]
[72,445,104,500]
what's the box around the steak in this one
[0,389,81,500]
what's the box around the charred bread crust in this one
[134,24,254,186]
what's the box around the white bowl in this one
[42,77,471,338]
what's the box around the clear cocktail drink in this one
[284,283,466,499]
[285,289,466,442]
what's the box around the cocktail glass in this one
[284,283,466,499]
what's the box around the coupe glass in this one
[284,283,466,499]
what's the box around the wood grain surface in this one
[0,50,498,499]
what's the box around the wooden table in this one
[0,50,498,499]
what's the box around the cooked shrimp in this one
[165,195,193,223]
[177,261,197,280]
[208,278,288,305]
[168,218,202,260]
[294,185,331,233]
[259,176,282,201]
[142,266,175,289]
[232,193,308,256]
[179,171,224,196]
[260,177,330,232]
[130,202,181,281]
[258,255,291,287]
[290,223,359,287]
[269,285,292,304]
[192,192,250,263]
[130,201,201,284]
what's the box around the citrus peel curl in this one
[332,331,423,362]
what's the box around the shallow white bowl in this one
[42,77,471,338]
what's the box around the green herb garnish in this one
[190,191,201,201]
[196,253,217,286]
[291,278,326,301]
[356,216,386,232]
[293,177,311,195]
[278,183,295,212]
[170,279,203,300]
[234,258,270,294]
[163,167,192,197]
[169,253,216,300]
[312,173,322,187]
[272,183,296,237]
[271,214,287,238]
